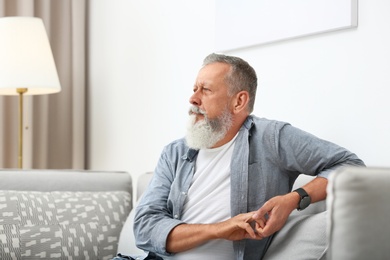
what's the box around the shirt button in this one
[181,192,186,195]
[174,215,178,219]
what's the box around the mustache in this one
[188,106,206,116]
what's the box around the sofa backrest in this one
[0,169,133,192]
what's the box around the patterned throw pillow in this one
[0,191,132,260]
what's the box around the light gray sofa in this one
[119,166,390,260]
[2,167,390,260]
[0,169,133,260]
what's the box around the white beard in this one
[185,106,233,150]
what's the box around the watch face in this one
[299,196,311,210]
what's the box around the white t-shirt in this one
[170,135,237,260]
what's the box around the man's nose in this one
[189,91,201,106]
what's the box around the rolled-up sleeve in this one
[133,141,191,255]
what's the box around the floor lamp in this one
[0,17,61,169]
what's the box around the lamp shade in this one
[0,16,61,95]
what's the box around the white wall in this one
[88,0,216,181]
[88,0,390,185]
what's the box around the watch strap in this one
[294,187,309,198]
[293,188,311,210]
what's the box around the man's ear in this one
[232,91,249,114]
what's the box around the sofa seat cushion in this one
[263,211,327,260]
[0,190,132,260]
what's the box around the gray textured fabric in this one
[0,169,132,192]
[263,211,327,260]
[327,167,390,260]
[0,190,132,260]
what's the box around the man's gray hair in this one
[203,53,257,113]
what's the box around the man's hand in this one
[251,193,300,238]
[252,177,328,238]
[166,211,263,253]
[214,212,264,241]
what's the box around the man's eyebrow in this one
[193,81,205,89]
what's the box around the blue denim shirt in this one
[134,115,364,260]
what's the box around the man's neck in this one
[211,114,248,148]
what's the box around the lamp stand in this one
[17,88,27,169]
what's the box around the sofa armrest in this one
[327,166,390,260]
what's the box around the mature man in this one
[133,53,364,259]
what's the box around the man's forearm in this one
[301,176,328,203]
[166,223,216,253]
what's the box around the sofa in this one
[0,169,133,260]
[2,167,390,260]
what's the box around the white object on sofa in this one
[118,200,147,257]
[326,167,390,260]
[117,172,153,257]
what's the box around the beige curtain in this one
[0,0,86,169]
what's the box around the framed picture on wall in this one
[215,0,358,52]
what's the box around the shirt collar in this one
[242,115,254,132]
[182,147,198,162]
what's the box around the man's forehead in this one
[196,63,230,81]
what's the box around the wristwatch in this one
[293,188,311,211]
